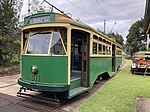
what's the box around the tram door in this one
[81,35,89,87]
[71,29,89,87]
[112,44,116,72]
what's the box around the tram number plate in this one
[31,74,40,81]
[29,16,51,24]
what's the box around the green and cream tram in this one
[18,12,122,99]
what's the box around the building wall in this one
[144,0,150,50]
[147,34,150,50]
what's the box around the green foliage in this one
[107,32,124,45]
[77,59,150,112]
[0,0,23,66]
[126,19,146,54]
[0,36,20,66]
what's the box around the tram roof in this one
[23,12,122,47]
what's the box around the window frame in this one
[24,28,68,56]
[50,29,67,56]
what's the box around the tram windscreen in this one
[27,33,51,54]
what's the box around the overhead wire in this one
[96,0,113,20]
[96,0,118,33]
[42,0,120,34]
[65,0,102,22]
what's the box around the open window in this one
[98,44,102,54]
[50,29,67,55]
[22,32,29,53]
[103,45,106,54]
[93,42,97,54]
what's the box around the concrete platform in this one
[135,97,150,112]
[0,74,19,88]
[0,93,41,112]
[0,74,21,97]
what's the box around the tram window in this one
[103,45,106,54]
[117,50,119,55]
[23,32,29,51]
[106,46,110,54]
[99,37,102,41]
[93,35,98,40]
[106,46,108,54]
[117,49,122,55]
[98,44,102,54]
[93,42,97,54]
[27,33,51,54]
[59,28,67,51]
[51,31,66,55]
[116,49,120,55]
[103,39,106,43]
[109,47,111,55]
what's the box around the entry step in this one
[69,86,89,98]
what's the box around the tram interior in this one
[71,30,83,81]
[112,44,116,72]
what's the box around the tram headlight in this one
[31,65,38,74]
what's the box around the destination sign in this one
[29,16,51,24]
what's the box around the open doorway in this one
[71,29,89,87]
[112,44,116,72]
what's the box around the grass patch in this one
[77,59,150,112]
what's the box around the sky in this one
[21,0,147,41]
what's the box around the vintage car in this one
[131,52,150,74]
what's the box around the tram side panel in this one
[116,56,122,70]
[89,57,112,87]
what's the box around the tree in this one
[0,0,23,66]
[107,32,124,45]
[0,0,23,36]
[126,19,146,54]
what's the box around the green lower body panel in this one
[18,78,69,92]
[116,57,122,69]
[89,57,112,87]
[21,55,68,84]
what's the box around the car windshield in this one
[27,33,51,54]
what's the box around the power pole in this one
[28,0,31,15]
[104,19,106,33]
